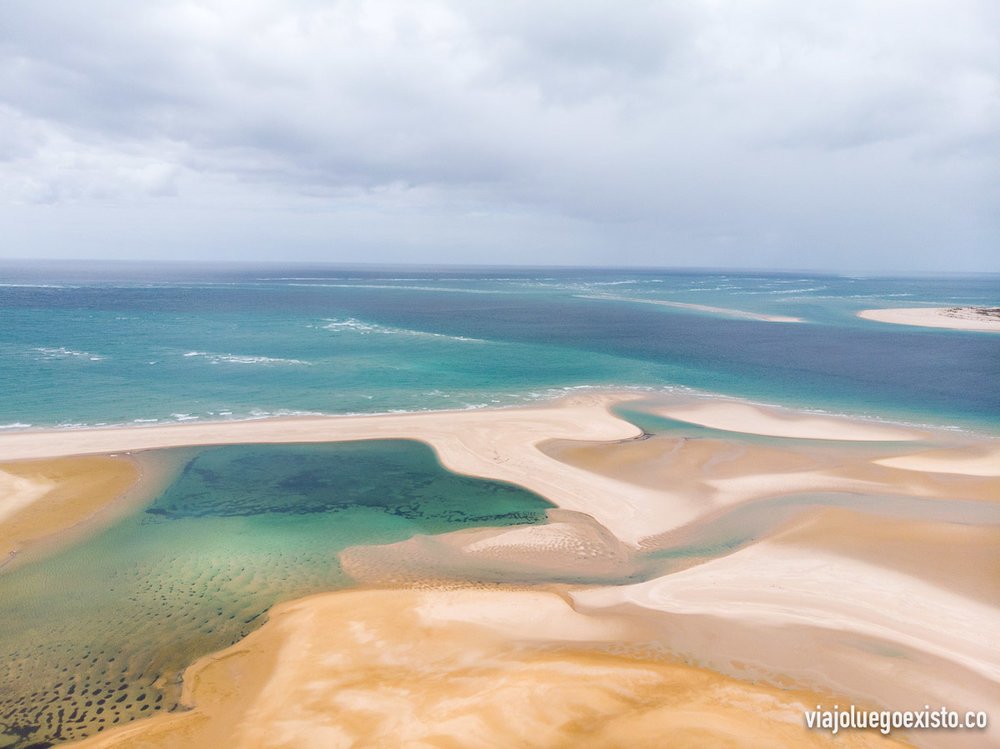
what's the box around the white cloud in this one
[0,0,997,269]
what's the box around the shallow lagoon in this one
[0,440,554,748]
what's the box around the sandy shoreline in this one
[72,588,911,749]
[0,456,144,570]
[858,307,1000,332]
[2,392,997,748]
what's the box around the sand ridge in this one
[857,307,1000,332]
[0,394,705,547]
[572,528,1000,749]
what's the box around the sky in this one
[0,0,998,272]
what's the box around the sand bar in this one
[874,443,1000,477]
[0,456,139,565]
[3,394,995,553]
[3,394,995,748]
[574,523,1000,749]
[1,395,702,548]
[578,294,804,322]
[657,400,927,441]
[858,307,1000,332]
[71,588,910,749]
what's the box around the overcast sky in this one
[1,0,997,271]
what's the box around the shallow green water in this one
[0,440,553,748]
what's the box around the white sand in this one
[875,443,1000,477]
[573,540,1000,749]
[657,401,926,441]
[7,393,994,749]
[0,395,696,548]
[4,394,993,553]
[858,307,1000,332]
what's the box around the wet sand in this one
[858,307,1000,332]
[0,393,679,548]
[2,393,996,748]
[874,442,1000,477]
[0,456,140,568]
[656,400,927,440]
[574,511,1000,749]
[72,588,909,749]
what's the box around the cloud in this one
[0,0,997,269]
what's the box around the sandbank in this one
[574,518,1000,749]
[874,442,1000,477]
[0,456,140,568]
[4,392,997,749]
[579,293,804,322]
[71,588,909,749]
[2,393,995,554]
[656,400,927,441]
[0,394,690,548]
[340,508,642,586]
[857,307,1000,332]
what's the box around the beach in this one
[0,456,142,571]
[72,588,911,749]
[858,307,1000,332]
[1,393,997,748]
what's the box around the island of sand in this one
[1,393,998,749]
[858,306,1000,332]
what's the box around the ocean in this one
[1,262,998,747]
[1,262,998,432]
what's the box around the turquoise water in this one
[0,263,998,747]
[0,440,553,748]
[1,263,997,431]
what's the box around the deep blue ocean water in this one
[1,262,997,432]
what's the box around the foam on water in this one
[181,351,311,365]
[319,317,488,342]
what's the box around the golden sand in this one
[542,431,1000,518]
[857,307,1000,332]
[0,456,139,565]
[574,528,1000,749]
[3,394,995,748]
[775,507,1000,604]
[71,588,909,749]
